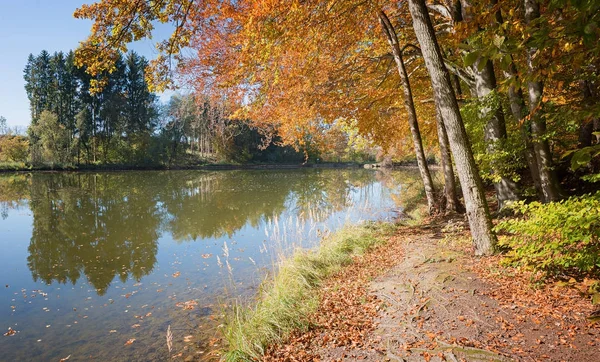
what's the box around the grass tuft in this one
[221,221,397,361]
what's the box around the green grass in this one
[221,222,397,361]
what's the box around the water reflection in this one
[0,169,396,297]
[0,169,421,361]
[0,174,29,219]
[26,173,161,295]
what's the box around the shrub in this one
[0,135,29,163]
[495,192,600,279]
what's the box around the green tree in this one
[124,52,157,135]
[29,111,70,164]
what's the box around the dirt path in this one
[265,221,600,362]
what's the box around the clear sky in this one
[0,0,173,129]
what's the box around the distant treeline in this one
[0,49,377,169]
[23,50,160,165]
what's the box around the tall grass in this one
[221,221,397,361]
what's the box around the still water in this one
[0,168,421,361]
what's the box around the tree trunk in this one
[92,107,97,164]
[524,0,563,202]
[435,106,459,213]
[408,0,497,255]
[453,74,463,98]
[494,2,544,199]
[472,58,520,208]
[378,10,437,214]
[505,64,544,199]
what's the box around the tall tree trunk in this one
[92,107,97,164]
[378,10,437,214]
[453,74,463,98]
[435,106,459,213]
[494,2,544,199]
[408,0,497,255]
[472,59,519,208]
[505,64,544,199]
[524,0,563,202]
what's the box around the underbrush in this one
[495,192,600,280]
[221,222,397,361]
[0,161,30,171]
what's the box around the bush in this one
[495,192,600,278]
[0,135,29,163]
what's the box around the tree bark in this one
[378,10,437,214]
[493,3,544,199]
[505,64,544,199]
[472,58,520,208]
[408,0,497,255]
[435,105,459,213]
[524,0,563,202]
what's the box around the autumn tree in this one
[408,0,497,254]
[0,136,29,163]
[378,9,437,214]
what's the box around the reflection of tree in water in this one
[0,174,30,219]
[160,171,296,241]
[160,170,379,241]
[27,173,160,295]
[290,169,379,222]
[11,169,387,295]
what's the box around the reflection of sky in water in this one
[0,169,416,361]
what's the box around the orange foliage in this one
[74,1,445,157]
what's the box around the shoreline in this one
[0,161,438,174]
[0,162,364,174]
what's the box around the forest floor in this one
[263,216,600,362]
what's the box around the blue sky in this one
[0,0,174,129]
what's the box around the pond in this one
[0,168,423,361]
